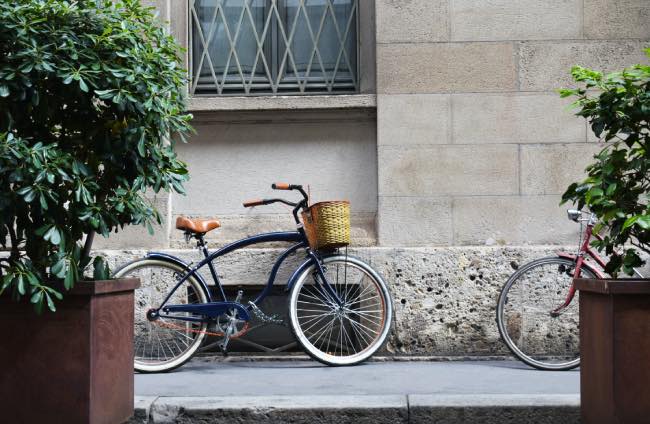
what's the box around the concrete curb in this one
[129,393,580,424]
[409,394,580,424]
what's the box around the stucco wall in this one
[375,0,649,247]
[95,109,378,250]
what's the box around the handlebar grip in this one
[243,199,265,208]
[272,183,291,190]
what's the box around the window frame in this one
[188,0,361,97]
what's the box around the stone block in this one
[359,0,377,93]
[584,0,650,39]
[378,94,450,146]
[452,195,580,245]
[377,43,516,94]
[375,0,449,43]
[451,93,586,144]
[451,0,581,41]
[378,197,452,246]
[169,0,189,67]
[519,40,648,91]
[378,145,519,196]
[520,143,602,195]
[141,0,167,19]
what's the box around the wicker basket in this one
[301,200,350,250]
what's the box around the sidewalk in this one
[131,358,580,423]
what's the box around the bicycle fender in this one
[556,252,606,278]
[145,252,212,298]
[286,255,318,292]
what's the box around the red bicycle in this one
[496,209,644,370]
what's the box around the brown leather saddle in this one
[175,216,220,234]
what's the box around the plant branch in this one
[81,231,94,265]
[7,221,20,263]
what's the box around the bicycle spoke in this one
[497,258,586,370]
[290,256,392,365]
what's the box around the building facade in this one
[101,0,650,356]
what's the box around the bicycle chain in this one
[152,317,250,339]
[248,301,285,325]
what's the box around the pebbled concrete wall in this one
[103,245,587,356]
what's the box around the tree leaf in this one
[16,274,25,295]
[622,216,639,230]
[93,256,110,280]
[30,290,43,304]
[637,215,650,230]
[64,265,75,290]
[78,77,89,92]
[51,258,66,278]
[45,292,56,312]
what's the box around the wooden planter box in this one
[0,278,140,424]
[575,278,650,424]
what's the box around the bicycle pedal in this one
[218,342,229,356]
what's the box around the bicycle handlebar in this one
[243,198,298,208]
[271,183,308,203]
[243,199,266,208]
[272,182,295,190]
[244,184,309,228]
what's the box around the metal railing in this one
[189,0,359,96]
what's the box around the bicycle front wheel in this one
[288,255,393,366]
[113,258,209,373]
[496,256,597,370]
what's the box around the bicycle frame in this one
[551,222,607,315]
[150,230,343,323]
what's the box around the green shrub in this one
[561,48,650,276]
[0,0,192,312]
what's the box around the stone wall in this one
[375,0,649,247]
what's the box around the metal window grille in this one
[190,0,359,96]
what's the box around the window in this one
[190,0,359,96]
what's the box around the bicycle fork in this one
[550,256,584,317]
[309,251,344,307]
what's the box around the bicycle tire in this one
[496,256,597,371]
[288,255,393,366]
[113,258,209,373]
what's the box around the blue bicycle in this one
[114,183,393,372]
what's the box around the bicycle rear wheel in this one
[496,256,597,370]
[288,255,393,366]
[113,258,208,373]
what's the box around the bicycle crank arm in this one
[161,301,251,321]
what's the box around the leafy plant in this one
[0,0,192,312]
[560,48,650,276]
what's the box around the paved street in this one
[135,358,579,398]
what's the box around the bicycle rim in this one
[113,259,208,373]
[289,255,393,366]
[497,257,595,370]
